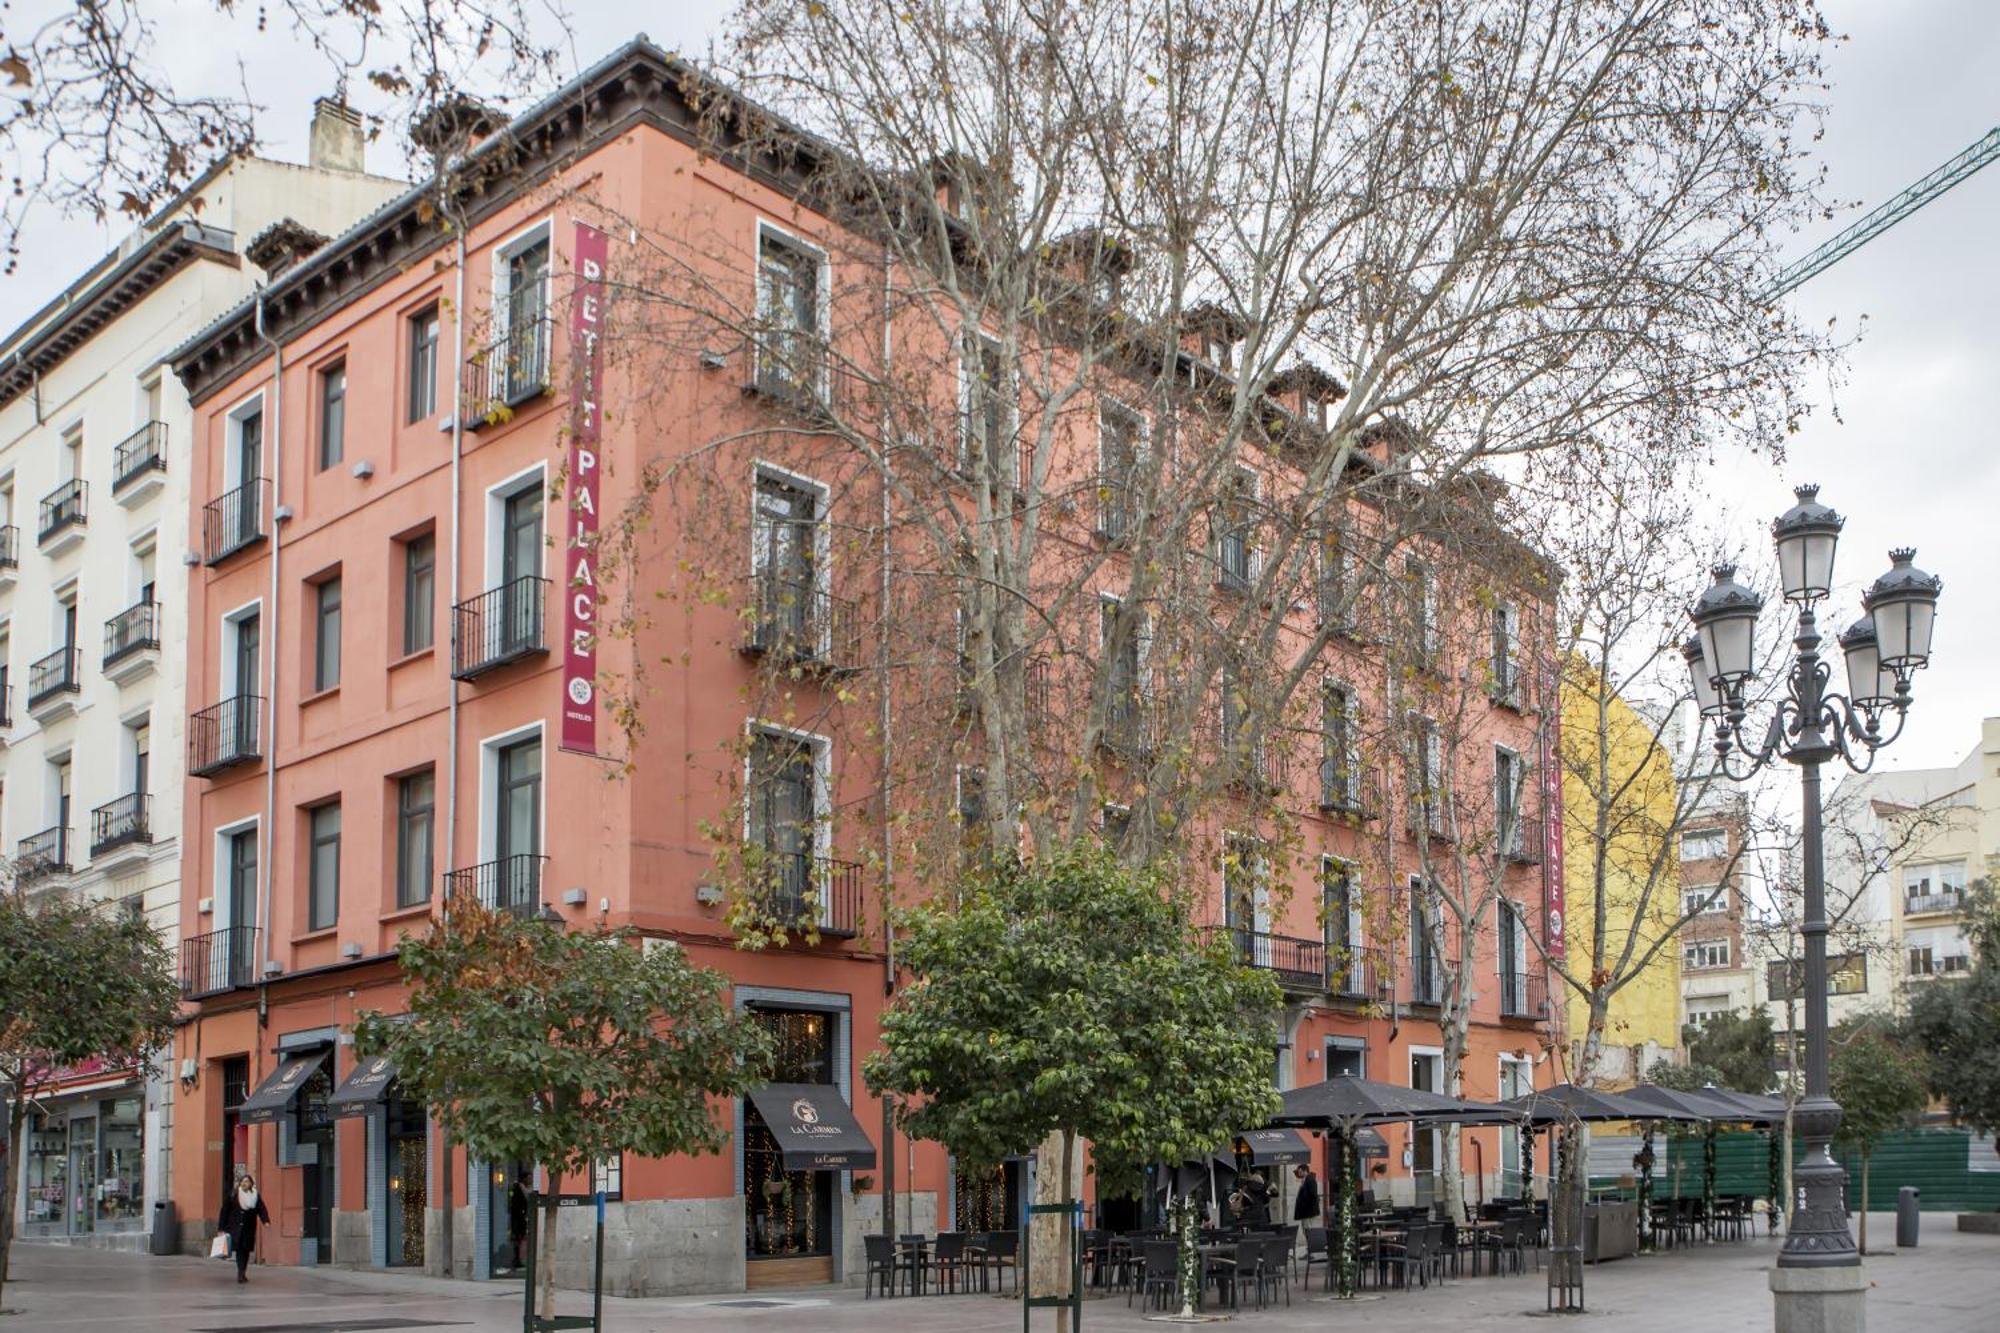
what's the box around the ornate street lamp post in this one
[1683,486,1940,1331]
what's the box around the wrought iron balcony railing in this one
[1499,815,1545,866]
[37,478,86,543]
[743,850,863,939]
[189,695,263,777]
[452,576,549,679]
[203,478,268,564]
[26,646,79,710]
[91,793,151,858]
[17,826,70,883]
[0,665,12,727]
[0,523,17,570]
[112,421,167,491]
[742,574,856,669]
[443,853,548,917]
[181,926,260,997]
[103,601,161,668]
[1904,889,1965,916]
[1206,926,1328,992]
[1499,968,1550,1020]
[1327,943,1389,1001]
[464,314,554,423]
[1407,956,1445,1007]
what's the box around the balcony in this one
[111,421,168,505]
[189,695,263,778]
[1318,763,1378,822]
[181,926,260,997]
[0,523,16,590]
[0,665,12,733]
[741,574,857,671]
[1406,796,1452,844]
[1906,953,1971,980]
[1499,968,1550,1021]
[1407,956,1445,1007]
[1904,889,1965,917]
[1102,696,1153,760]
[26,646,80,720]
[463,314,554,427]
[17,826,70,885]
[103,601,161,682]
[442,853,549,917]
[37,478,86,553]
[203,478,268,565]
[452,576,548,680]
[90,793,152,867]
[1207,926,1328,994]
[1499,816,1545,866]
[1328,944,1389,1003]
[741,851,864,940]
[1490,655,1527,710]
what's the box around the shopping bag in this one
[210,1233,232,1259]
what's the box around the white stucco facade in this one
[3,116,403,1245]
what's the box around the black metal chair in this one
[930,1231,971,1294]
[865,1233,916,1298]
[980,1229,1018,1294]
[1258,1235,1292,1308]
[1302,1225,1331,1291]
[1137,1238,1179,1311]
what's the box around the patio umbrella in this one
[1270,1075,1521,1298]
[1498,1082,1662,1125]
[1695,1087,1790,1232]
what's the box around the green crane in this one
[1763,125,2000,301]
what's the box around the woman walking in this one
[218,1174,272,1283]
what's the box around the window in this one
[224,825,259,932]
[1212,467,1256,591]
[396,770,435,909]
[1409,876,1441,1002]
[1100,599,1148,750]
[1494,747,1524,851]
[1683,886,1724,917]
[1219,659,1254,773]
[956,765,989,863]
[754,228,823,396]
[1321,683,1360,809]
[1491,602,1522,704]
[1404,558,1439,663]
[1684,939,1730,970]
[1681,828,1727,862]
[408,307,440,421]
[313,576,342,692]
[1222,834,1268,941]
[1100,803,1131,846]
[129,719,150,797]
[1409,715,1445,837]
[318,362,346,469]
[1097,402,1142,541]
[402,534,435,654]
[746,728,826,913]
[308,803,342,931]
[1318,525,1353,630]
[492,231,551,402]
[1766,952,1866,999]
[750,470,826,654]
[1685,1004,1730,1032]
[1322,858,1362,990]
[962,334,1013,485]
[1903,862,1966,909]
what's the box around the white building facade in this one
[3,106,401,1246]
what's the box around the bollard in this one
[1896,1186,1919,1248]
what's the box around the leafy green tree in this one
[864,844,1283,1320]
[354,900,773,1317]
[0,893,179,1305]
[1645,1057,1720,1092]
[1830,1026,1929,1252]
[1686,1009,1778,1095]
[1906,879,2000,1158]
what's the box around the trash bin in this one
[1895,1186,1919,1248]
[150,1199,179,1255]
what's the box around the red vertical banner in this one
[1539,652,1565,958]
[562,221,608,754]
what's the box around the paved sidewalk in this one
[5,1213,1993,1331]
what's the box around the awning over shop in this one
[747,1082,877,1171]
[328,1054,398,1119]
[239,1051,327,1125]
[1235,1128,1312,1166]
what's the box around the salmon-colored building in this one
[165,39,1557,1294]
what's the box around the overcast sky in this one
[5,0,1992,772]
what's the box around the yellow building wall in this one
[1558,669,1684,1081]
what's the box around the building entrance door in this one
[67,1115,97,1234]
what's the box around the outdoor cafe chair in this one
[1258,1235,1293,1308]
[865,1233,918,1298]
[978,1230,1018,1294]
[1302,1225,1331,1291]
[929,1231,971,1295]
[1137,1239,1179,1311]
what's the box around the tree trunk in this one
[539,1180,561,1318]
[437,1119,453,1278]
[0,1088,24,1305]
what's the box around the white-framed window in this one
[484,463,546,591]
[753,221,826,397]
[212,815,261,934]
[1099,594,1150,750]
[1408,713,1446,837]
[1096,398,1145,541]
[743,720,834,923]
[960,332,1015,484]
[1681,828,1727,862]
[1222,832,1270,940]
[1494,746,1525,853]
[1684,939,1730,970]
[1321,681,1361,809]
[1903,861,1966,908]
[1491,602,1523,704]
[1321,856,1362,990]
[1683,885,1725,917]
[474,721,544,914]
[1318,523,1355,631]
[220,599,262,699]
[1684,1002,1730,1032]
[749,461,831,654]
[1211,466,1258,591]
[488,218,553,403]
[1404,557,1439,662]
[224,392,266,490]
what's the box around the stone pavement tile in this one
[7,1212,1994,1332]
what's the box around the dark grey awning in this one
[239,1051,327,1125]
[748,1082,877,1171]
[329,1054,398,1119]
[1236,1128,1312,1166]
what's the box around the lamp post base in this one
[1770,1263,1867,1333]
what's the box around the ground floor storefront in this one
[11,1061,159,1245]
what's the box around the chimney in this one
[309,97,365,173]
[246,219,330,280]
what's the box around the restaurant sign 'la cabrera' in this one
[751,1083,880,1172]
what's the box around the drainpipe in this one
[876,246,897,1235]
[251,294,284,989]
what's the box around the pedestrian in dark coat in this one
[1293,1164,1321,1223]
[218,1174,272,1283]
